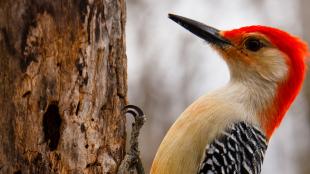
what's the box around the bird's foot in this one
[118,105,146,174]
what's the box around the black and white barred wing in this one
[198,122,268,174]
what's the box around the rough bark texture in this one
[0,0,127,173]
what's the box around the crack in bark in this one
[22,91,31,98]
[0,28,17,56]
[78,0,88,21]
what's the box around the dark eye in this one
[244,38,263,52]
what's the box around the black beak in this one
[168,14,231,46]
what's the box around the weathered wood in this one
[0,0,127,173]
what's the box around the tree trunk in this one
[0,0,127,173]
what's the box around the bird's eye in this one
[244,38,263,52]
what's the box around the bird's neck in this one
[218,79,277,137]
[223,72,302,139]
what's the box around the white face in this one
[215,33,289,84]
[210,33,290,128]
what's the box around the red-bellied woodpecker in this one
[150,14,308,174]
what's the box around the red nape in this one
[224,26,308,138]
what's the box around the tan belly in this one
[150,123,204,174]
[150,96,241,174]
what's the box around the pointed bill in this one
[168,14,231,46]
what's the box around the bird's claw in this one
[118,105,145,174]
[123,105,145,121]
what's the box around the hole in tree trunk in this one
[80,123,85,132]
[14,170,21,174]
[43,103,62,151]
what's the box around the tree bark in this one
[0,0,127,173]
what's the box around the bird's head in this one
[169,14,308,138]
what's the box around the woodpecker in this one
[150,14,308,174]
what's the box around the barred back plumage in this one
[198,122,267,174]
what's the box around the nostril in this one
[43,103,62,151]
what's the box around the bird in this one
[150,14,308,174]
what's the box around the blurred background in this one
[126,0,310,173]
